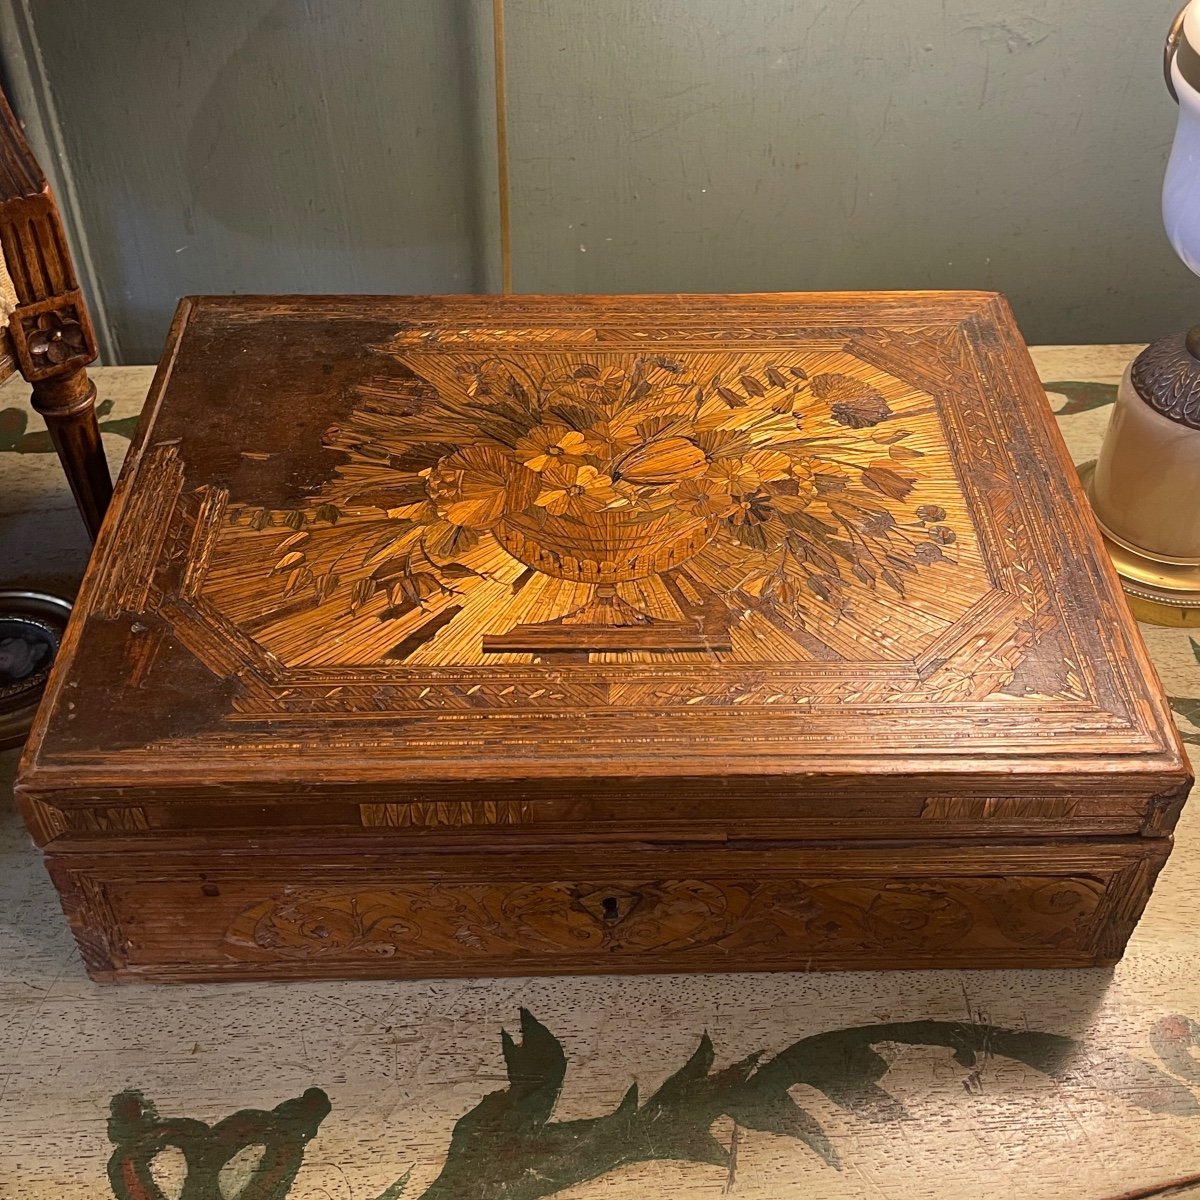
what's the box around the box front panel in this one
[47,840,1169,981]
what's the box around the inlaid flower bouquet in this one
[233,348,960,654]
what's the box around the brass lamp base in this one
[1079,459,1200,626]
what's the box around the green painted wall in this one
[1,0,1195,361]
[0,0,501,362]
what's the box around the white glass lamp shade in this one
[1165,4,1200,271]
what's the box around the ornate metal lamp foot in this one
[1080,460,1200,625]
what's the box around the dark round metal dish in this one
[0,590,72,751]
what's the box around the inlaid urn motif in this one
[224,341,963,660]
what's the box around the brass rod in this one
[492,0,513,294]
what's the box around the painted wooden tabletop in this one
[2,347,1198,1200]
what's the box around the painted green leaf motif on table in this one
[0,395,139,453]
[105,1012,1200,1200]
[409,1011,1199,1200]
[1169,696,1200,746]
[1161,637,1200,747]
[106,1086,331,1200]
[374,1167,413,1199]
[1043,381,1118,416]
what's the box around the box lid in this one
[17,293,1190,845]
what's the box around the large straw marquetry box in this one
[16,293,1191,982]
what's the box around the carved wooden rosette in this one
[14,293,1191,981]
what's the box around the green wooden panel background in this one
[0,0,1195,362]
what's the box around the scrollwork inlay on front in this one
[221,874,1107,963]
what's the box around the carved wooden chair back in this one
[0,84,111,540]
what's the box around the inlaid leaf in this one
[814,473,847,494]
[617,436,707,484]
[765,365,788,388]
[788,509,842,537]
[833,503,896,535]
[543,403,593,431]
[362,524,419,567]
[730,522,770,550]
[635,415,680,441]
[824,537,858,563]
[284,566,313,595]
[424,522,480,561]
[739,373,765,396]
[772,388,798,414]
[437,562,482,581]
[273,551,305,572]
[804,541,840,572]
[806,574,834,602]
[646,1128,730,1168]
[314,503,341,524]
[860,464,915,500]
[370,556,412,584]
[717,386,747,408]
[789,365,809,379]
